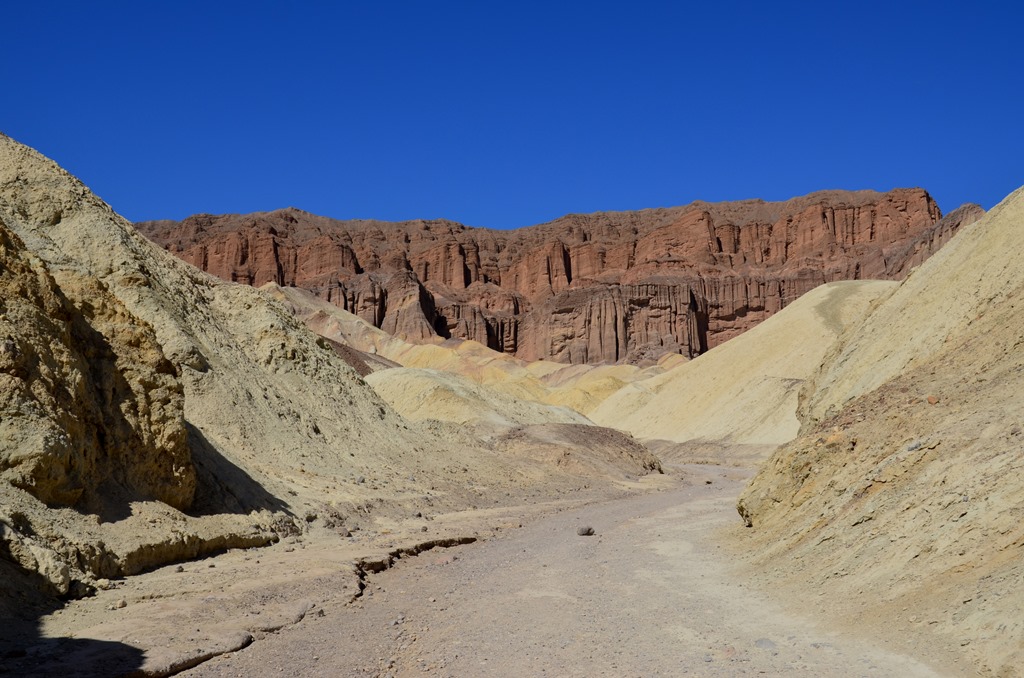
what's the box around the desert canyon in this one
[4,131,1024,677]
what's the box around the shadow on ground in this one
[0,551,143,678]
[185,422,293,518]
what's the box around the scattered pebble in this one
[577,526,595,536]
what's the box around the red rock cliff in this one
[137,189,982,364]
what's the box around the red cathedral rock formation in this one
[137,190,983,365]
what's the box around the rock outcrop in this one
[138,190,982,364]
[0,133,665,604]
[0,221,193,514]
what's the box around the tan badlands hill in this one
[137,192,982,365]
[362,367,589,434]
[6,130,1016,675]
[589,279,898,450]
[271,277,894,461]
[267,283,680,418]
[738,186,1024,675]
[0,133,661,655]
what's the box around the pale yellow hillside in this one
[737,186,1024,676]
[535,361,674,415]
[269,284,664,413]
[364,367,590,433]
[803,186,1024,421]
[589,280,897,446]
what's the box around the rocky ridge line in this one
[138,191,983,364]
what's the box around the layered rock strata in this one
[139,190,982,364]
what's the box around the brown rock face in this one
[138,189,981,364]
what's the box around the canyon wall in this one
[139,190,983,364]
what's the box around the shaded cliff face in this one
[138,190,981,364]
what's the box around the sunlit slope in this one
[589,280,896,446]
[364,367,589,432]
[803,187,1024,422]
[738,186,1024,676]
[269,284,671,415]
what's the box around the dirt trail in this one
[187,466,952,677]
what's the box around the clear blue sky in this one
[3,1,1021,228]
